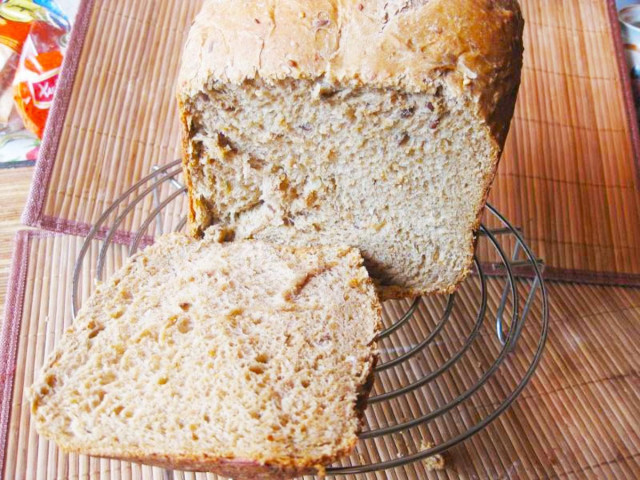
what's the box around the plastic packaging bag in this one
[13,15,67,137]
[0,0,69,137]
[0,1,34,125]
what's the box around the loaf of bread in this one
[30,234,381,478]
[177,0,524,299]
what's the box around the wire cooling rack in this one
[71,159,548,477]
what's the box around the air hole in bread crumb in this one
[301,379,310,388]
[177,318,192,334]
[166,315,178,327]
[203,414,210,422]
[400,107,415,118]
[45,374,57,388]
[158,377,168,385]
[91,390,106,408]
[255,353,269,364]
[135,329,158,343]
[249,365,265,375]
[113,406,124,415]
[179,302,191,312]
[100,372,116,385]
[88,326,104,339]
[248,157,266,170]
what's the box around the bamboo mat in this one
[20,0,640,285]
[488,0,640,285]
[1,231,639,479]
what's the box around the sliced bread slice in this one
[30,234,381,479]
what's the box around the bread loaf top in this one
[178,0,523,146]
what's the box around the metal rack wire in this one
[72,159,548,476]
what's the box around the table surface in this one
[0,167,34,319]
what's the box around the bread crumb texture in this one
[420,440,446,471]
[178,0,524,299]
[30,234,381,478]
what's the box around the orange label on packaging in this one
[27,66,59,108]
[14,48,63,138]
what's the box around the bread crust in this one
[176,0,524,298]
[55,450,316,479]
[177,0,523,145]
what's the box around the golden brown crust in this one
[126,454,316,479]
[177,0,523,148]
[58,448,317,479]
[177,97,201,238]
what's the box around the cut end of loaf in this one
[177,0,524,299]
[180,79,497,298]
[30,235,381,477]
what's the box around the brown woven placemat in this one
[488,0,640,285]
[21,0,640,285]
[1,231,639,479]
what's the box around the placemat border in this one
[499,265,640,287]
[0,230,57,476]
[22,0,96,229]
[607,0,640,185]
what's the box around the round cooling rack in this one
[72,159,549,476]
